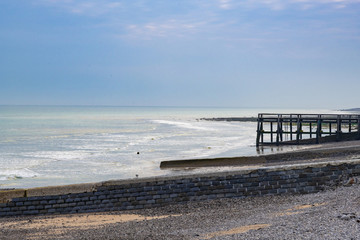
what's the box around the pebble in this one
[337,213,356,220]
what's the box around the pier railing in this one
[256,113,360,146]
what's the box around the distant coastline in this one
[342,108,360,112]
[199,117,258,122]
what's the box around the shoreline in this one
[1,140,360,239]
[1,140,360,193]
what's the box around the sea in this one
[0,106,342,189]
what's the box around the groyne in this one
[1,158,360,217]
[160,144,360,168]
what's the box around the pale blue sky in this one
[1,0,359,108]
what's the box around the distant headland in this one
[342,108,360,112]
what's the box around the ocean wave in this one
[0,168,38,180]
[152,120,215,131]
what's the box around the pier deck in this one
[256,113,360,146]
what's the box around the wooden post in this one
[316,116,322,144]
[296,115,301,144]
[280,119,283,142]
[276,115,281,146]
[256,114,261,147]
[309,122,312,138]
[270,122,273,143]
[336,115,342,141]
[290,115,293,141]
[349,117,352,133]
[358,116,360,140]
[260,121,264,144]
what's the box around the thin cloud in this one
[121,20,208,40]
[218,0,233,9]
[238,0,360,10]
[35,0,123,16]
[34,0,360,44]
[36,0,360,16]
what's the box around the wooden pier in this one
[256,113,360,146]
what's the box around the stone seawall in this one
[1,159,360,217]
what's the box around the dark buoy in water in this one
[137,152,140,155]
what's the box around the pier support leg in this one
[296,116,301,144]
[290,117,293,141]
[336,115,342,141]
[256,115,263,147]
[316,118,322,144]
[358,117,360,140]
[256,118,261,147]
[349,118,352,133]
[276,115,282,146]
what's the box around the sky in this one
[0,0,359,109]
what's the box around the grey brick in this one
[81,197,89,201]
[277,188,288,194]
[12,198,24,202]
[23,210,39,215]
[27,206,36,210]
[98,195,106,200]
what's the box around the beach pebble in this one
[343,178,359,186]
[337,213,356,220]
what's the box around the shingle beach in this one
[1,175,360,239]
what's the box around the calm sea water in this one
[0,106,340,188]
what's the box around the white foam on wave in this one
[25,150,92,161]
[152,120,216,131]
[163,122,257,159]
[0,168,38,180]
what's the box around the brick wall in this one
[1,159,360,217]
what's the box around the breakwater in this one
[160,144,360,168]
[1,158,360,217]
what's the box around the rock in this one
[338,213,356,220]
[343,178,359,186]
